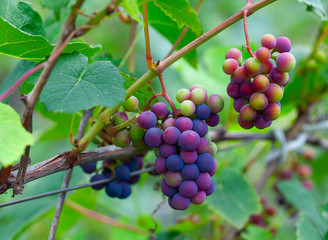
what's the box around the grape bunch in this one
[223,34,296,129]
[81,155,144,199]
[138,85,223,210]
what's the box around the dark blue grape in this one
[192,119,208,137]
[124,157,138,171]
[166,154,184,171]
[118,182,132,199]
[161,180,178,197]
[195,104,211,120]
[81,162,97,174]
[105,181,123,197]
[115,165,131,182]
[181,164,200,180]
[90,174,107,190]
[196,153,214,172]
[144,127,163,148]
[138,111,157,129]
[179,180,198,198]
[127,175,140,184]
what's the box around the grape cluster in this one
[81,155,144,199]
[138,85,223,210]
[223,34,296,129]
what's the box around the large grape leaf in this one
[0,0,46,36]
[298,0,328,21]
[0,17,101,61]
[278,179,327,234]
[0,103,34,167]
[241,226,273,240]
[206,168,261,229]
[296,212,324,240]
[137,0,200,67]
[121,72,158,110]
[40,53,126,113]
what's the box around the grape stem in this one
[144,93,162,111]
[243,9,255,58]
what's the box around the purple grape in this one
[175,117,193,132]
[115,165,131,182]
[254,116,272,129]
[208,160,217,176]
[168,197,177,209]
[276,52,296,72]
[180,150,198,164]
[159,143,178,157]
[191,190,206,205]
[233,97,247,113]
[155,156,168,174]
[127,175,140,184]
[118,182,132,199]
[237,115,254,129]
[166,154,184,171]
[179,180,198,198]
[136,155,144,170]
[124,157,138,171]
[138,111,157,129]
[196,153,214,172]
[263,103,281,120]
[195,104,211,120]
[105,181,123,197]
[181,164,200,180]
[144,127,163,148]
[196,137,209,154]
[161,180,178,197]
[195,172,212,190]
[275,36,291,53]
[172,193,191,210]
[192,119,208,137]
[205,113,220,127]
[163,127,181,144]
[81,162,97,174]
[233,66,249,84]
[165,171,183,187]
[206,94,224,113]
[162,118,176,130]
[205,179,215,196]
[227,81,241,98]
[225,48,243,64]
[90,174,107,190]
[151,102,169,119]
[240,82,254,99]
[270,67,289,86]
[261,34,276,50]
[179,130,200,150]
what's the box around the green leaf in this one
[40,53,126,113]
[206,168,261,229]
[121,72,158,110]
[138,0,199,67]
[298,0,328,21]
[152,0,201,35]
[296,212,323,240]
[241,225,273,240]
[0,103,34,167]
[36,0,69,10]
[0,0,46,36]
[278,179,327,233]
[122,0,143,24]
[0,17,101,61]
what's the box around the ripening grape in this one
[206,94,224,113]
[222,58,239,75]
[238,115,254,129]
[250,93,268,111]
[207,142,217,157]
[240,104,258,122]
[190,84,206,92]
[265,83,283,103]
[176,88,191,103]
[114,130,131,148]
[244,58,264,76]
[240,82,254,99]
[262,60,274,74]
[275,36,291,53]
[190,88,208,105]
[180,100,196,117]
[261,34,276,49]
[205,180,215,196]
[123,96,139,112]
[263,103,281,120]
[270,67,289,86]
[81,162,97,174]
[276,52,296,72]
[252,75,270,93]
[196,137,209,154]
[191,191,206,205]
[225,48,243,64]
[162,118,176,130]
[254,116,272,129]
[233,97,247,113]
[165,171,183,187]
[151,102,170,119]
[233,66,249,84]
[144,127,163,148]
[227,81,241,98]
[112,112,128,125]
[179,130,200,150]
[255,47,271,63]
[205,113,220,127]
[138,111,157,129]
[208,160,217,176]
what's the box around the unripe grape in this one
[161,180,178,197]
[191,191,206,205]
[112,112,128,125]
[233,97,247,113]
[254,116,272,129]
[175,117,193,132]
[207,142,217,156]
[129,124,144,141]
[181,164,200,180]
[159,143,178,157]
[114,130,131,148]
[225,48,243,64]
[190,84,206,92]
[132,138,146,150]
[162,118,176,130]
[190,88,208,105]
[250,93,268,111]
[237,115,254,129]
[163,126,181,145]
[265,83,283,103]
[227,81,241,98]
[244,57,264,76]
[252,75,270,93]
[179,130,200,150]
[240,104,258,122]
[205,113,220,127]
[166,154,184,171]
[255,47,271,63]
[240,82,254,99]
[138,111,157,129]
[263,103,281,120]
[205,180,215,196]
[176,88,190,103]
[222,58,239,75]
[123,96,138,112]
[180,100,196,117]
[261,34,276,49]
[262,60,274,74]
[192,119,208,137]
[297,164,312,178]
[195,104,211,120]
[179,180,198,198]
[172,193,190,210]
[155,156,168,174]
[151,102,169,119]
[165,171,183,187]
[270,67,289,86]
[233,66,249,84]
[276,52,296,72]
[144,127,163,148]
[206,94,224,113]
[275,36,291,53]
[314,50,326,63]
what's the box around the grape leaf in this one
[0,103,34,167]
[278,179,327,234]
[206,168,261,229]
[298,0,328,21]
[121,72,158,110]
[0,0,46,36]
[241,226,273,240]
[36,0,69,10]
[122,0,143,24]
[40,53,126,113]
[152,0,201,35]
[0,17,101,61]
[296,212,323,240]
